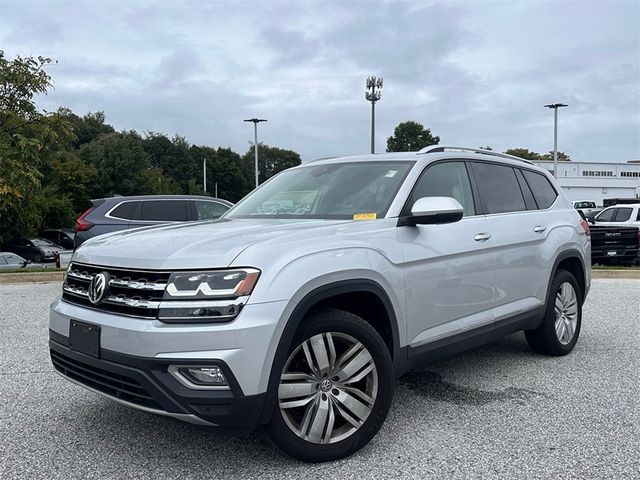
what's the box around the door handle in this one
[474,232,492,241]
[534,225,547,233]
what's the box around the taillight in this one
[580,219,590,238]
[75,207,95,232]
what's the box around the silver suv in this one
[49,146,591,462]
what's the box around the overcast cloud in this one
[1,0,638,161]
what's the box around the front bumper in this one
[49,297,290,428]
[50,331,267,428]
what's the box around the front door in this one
[399,160,497,348]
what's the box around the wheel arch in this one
[258,279,403,424]
[549,249,588,303]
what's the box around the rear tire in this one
[525,270,582,356]
[267,309,393,462]
[34,253,43,263]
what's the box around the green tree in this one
[504,148,542,160]
[386,121,440,152]
[540,150,570,161]
[57,108,115,147]
[241,144,301,186]
[0,51,74,241]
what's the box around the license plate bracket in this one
[69,320,101,358]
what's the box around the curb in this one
[591,269,640,279]
[1,269,639,284]
[0,271,65,284]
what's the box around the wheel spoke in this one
[333,389,372,423]
[565,318,574,341]
[280,394,317,410]
[341,385,375,405]
[322,399,336,444]
[278,381,317,400]
[306,396,331,443]
[310,334,331,374]
[342,361,375,385]
[555,296,563,317]
[335,347,373,383]
[302,340,317,375]
[555,318,565,340]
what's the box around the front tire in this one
[267,309,393,462]
[525,270,582,356]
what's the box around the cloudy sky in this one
[1,0,638,161]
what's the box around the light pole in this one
[365,76,383,154]
[203,157,207,192]
[244,118,267,188]
[544,103,568,178]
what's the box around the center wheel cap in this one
[320,379,333,392]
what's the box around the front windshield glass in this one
[227,161,414,219]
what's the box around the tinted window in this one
[110,201,140,220]
[409,161,475,216]
[472,163,526,214]
[522,170,558,209]
[0,256,6,265]
[596,208,616,222]
[195,201,229,220]
[141,200,189,221]
[614,208,632,222]
[514,169,537,210]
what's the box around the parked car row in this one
[1,195,233,265]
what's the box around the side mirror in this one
[398,196,464,227]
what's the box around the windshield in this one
[227,161,414,219]
[31,238,57,247]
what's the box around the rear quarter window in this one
[109,201,141,220]
[522,170,558,209]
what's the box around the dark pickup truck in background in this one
[590,225,640,265]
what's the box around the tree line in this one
[0,52,300,243]
[0,51,569,244]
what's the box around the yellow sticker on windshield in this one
[353,213,377,220]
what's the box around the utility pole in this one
[243,118,267,188]
[544,103,568,178]
[365,76,383,153]
[203,158,207,192]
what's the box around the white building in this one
[531,159,640,207]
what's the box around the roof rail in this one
[416,145,534,165]
[303,156,339,164]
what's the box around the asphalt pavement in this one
[1,280,638,479]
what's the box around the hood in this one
[72,218,349,270]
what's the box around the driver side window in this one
[409,161,476,216]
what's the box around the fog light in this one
[169,365,229,389]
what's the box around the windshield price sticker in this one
[353,213,377,220]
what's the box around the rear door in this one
[470,162,553,321]
[399,160,497,348]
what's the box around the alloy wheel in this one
[554,282,578,345]
[278,332,378,444]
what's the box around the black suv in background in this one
[74,195,233,247]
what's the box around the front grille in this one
[51,349,161,410]
[62,263,170,318]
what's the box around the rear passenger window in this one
[141,201,188,221]
[110,202,140,220]
[472,163,526,214]
[614,208,632,222]
[409,161,476,216]
[521,170,558,209]
[195,201,229,220]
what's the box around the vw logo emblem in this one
[320,379,332,392]
[88,272,109,305]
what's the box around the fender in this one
[258,279,403,425]
[547,249,588,303]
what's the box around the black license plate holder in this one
[69,320,101,358]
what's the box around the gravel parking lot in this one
[1,279,638,479]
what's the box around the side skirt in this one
[403,306,545,372]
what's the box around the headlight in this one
[158,268,260,324]
[164,268,260,300]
